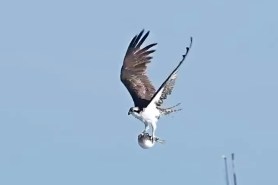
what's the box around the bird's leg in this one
[142,122,150,134]
[150,123,165,144]
[150,123,157,143]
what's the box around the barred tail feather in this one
[158,103,182,115]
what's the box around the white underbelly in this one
[132,113,146,123]
[131,105,160,126]
[141,106,160,124]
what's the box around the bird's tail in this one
[158,103,182,115]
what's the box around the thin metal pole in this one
[231,153,237,185]
[223,155,230,185]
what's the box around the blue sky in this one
[0,0,277,184]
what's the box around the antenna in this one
[222,155,230,185]
[231,153,237,185]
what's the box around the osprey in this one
[120,29,192,143]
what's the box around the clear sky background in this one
[0,0,277,185]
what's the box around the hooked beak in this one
[128,110,131,115]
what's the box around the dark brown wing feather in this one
[121,30,157,108]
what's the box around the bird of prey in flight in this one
[120,29,192,143]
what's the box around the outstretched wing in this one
[156,71,178,107]
[121,30,157,108]
[147,37,193,108]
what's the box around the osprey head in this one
[128,107,140,115]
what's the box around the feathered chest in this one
[131,105,160,124]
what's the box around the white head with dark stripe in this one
[128,107,140,115]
